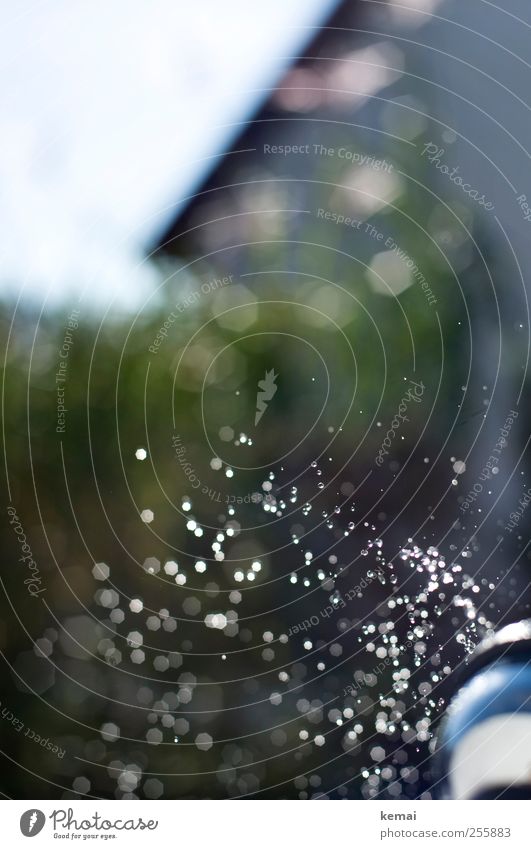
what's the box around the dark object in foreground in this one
[436,620,531,799]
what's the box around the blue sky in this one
[0,0,339,307]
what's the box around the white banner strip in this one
[3,800,528,847]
